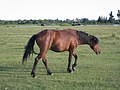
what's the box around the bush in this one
[59,23,72,26]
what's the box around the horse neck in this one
[78,31,90,45]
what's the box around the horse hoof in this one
[47,72,53,75]
[72,67,76,71]
[67,68,73,73]
[31,74,36,78]
[31,71,36,78]
[72,64,76,71]
[67,70,73,73]
[50,73,54,75]
[70,71,73,73]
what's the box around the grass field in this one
[0,25,120,90]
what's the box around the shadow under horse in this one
[22,28,101,78]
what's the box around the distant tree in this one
[97,16,102,23]
[75,18,80,22]
[80,18,89,24]
[65,19,71,23]
[0,20,5,25]
[97,16,107,23]
[117,10,120,21]
[108,11,115,24]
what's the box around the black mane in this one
[77,31,99,45]
[77,31,89,44]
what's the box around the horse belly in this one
[50,41,70,52]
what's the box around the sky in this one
[0,0,120,20]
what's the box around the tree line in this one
[0,11,120,26]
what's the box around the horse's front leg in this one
[72,53,78,71]
[67,52,73,73]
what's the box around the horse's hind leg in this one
[31,50,48,78]
[31,53,42,78]
[41,53,52,75]
[42,58,52,75]
[31,52,52,77]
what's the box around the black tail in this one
[22,34,37,64]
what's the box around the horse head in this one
[88,35,101,55]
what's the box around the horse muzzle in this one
[93,45,101,55]
[90,44,101,55]
[95,50,101,55]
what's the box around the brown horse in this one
[22,28,101,78]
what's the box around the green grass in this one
[0,25,120,90]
